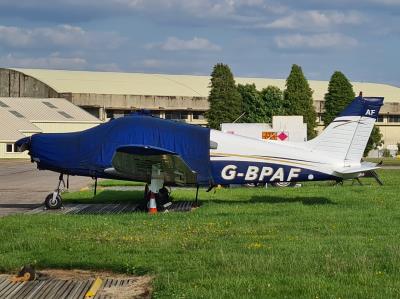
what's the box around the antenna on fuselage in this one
[232,112,246,123]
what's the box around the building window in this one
[83,107,100,118]
[106,110,114,119]
[112,110,125,118]
[388,115,400,123]
[42,101,57,109]
[150,111,160,117]
[165,111,188,120]
[6,143,19,153]
[124,110,134,116]
[376,115,384,123]
[9,110,24,118]
[58,111,73,119]
[193,111,205,120]
[0,100,9,108]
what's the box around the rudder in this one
[307,96,384,164]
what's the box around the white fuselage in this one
[209,130,351,184]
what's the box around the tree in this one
[205,63,243,129]
[364,126,383,157]
[237,84,268,123]
[260,86,284,122]
[322,71,355,126]
[283,64,317,139]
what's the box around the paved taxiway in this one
[0,159,91,216]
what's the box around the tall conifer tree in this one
[283,64,317,139]
[237,84,267,123]
[260,86,284,122]
[322,71,355,126]
[205,63,242,129]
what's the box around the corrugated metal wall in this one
[0,69,59,98]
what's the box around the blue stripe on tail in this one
[339,96,384,119]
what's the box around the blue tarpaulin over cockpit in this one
[23,115,211,184]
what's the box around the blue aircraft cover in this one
[26,115,211,184]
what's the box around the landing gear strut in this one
[44,173,65,209]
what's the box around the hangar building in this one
[0,68,399,149]
[0,97,101,158]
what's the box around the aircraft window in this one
[9,110,24,118]
[58,111,74,119]
[42,101,57,108]
[0,100,9,108]
[210,141,218,149]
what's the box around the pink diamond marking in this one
[277,132,288,141]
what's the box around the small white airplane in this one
[16,95,383,210]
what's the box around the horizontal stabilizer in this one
[333,162,380,177]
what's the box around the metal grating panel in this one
[0,275,141,299]
[26,202,196,215]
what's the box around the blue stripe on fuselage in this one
[210,160,337,184]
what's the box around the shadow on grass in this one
[207,196,335,205]
[64,190,335,206]
[252,196,336,205]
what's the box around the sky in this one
[0,0,399,86]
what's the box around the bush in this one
[382,148,391,157]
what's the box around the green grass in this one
[96,179,145,187]
[1,170,400,298]
[365,157,400,166]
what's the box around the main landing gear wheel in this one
[144,184,150,201]
[44,193,63,209]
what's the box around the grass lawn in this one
[1,170,400,298]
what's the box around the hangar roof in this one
[0,97,100,122]
[0,108,41,141]
[11,68,400,103]
[0,97,100,142]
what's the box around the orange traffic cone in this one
[148,192,157,214]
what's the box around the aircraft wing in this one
[104,145,197,185]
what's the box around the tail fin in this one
[307,96,383,164]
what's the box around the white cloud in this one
[147,37,221,51]
[274,33,358,49]
[0,53,87,69]
[261,10,362,30]
[0,24,125,50]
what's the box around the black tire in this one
[44,193,63,209]
[144,184,150,201]
[271,182,296,188]
[157,187,170,206]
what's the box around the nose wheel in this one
[44,192,63,209]
[44,173,65,209]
